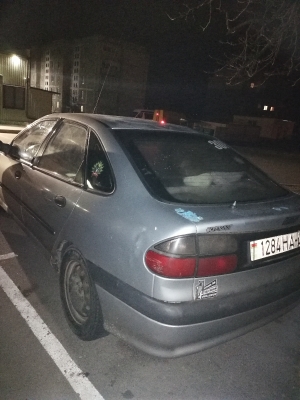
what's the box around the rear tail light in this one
[145,251,196,278]
[197,255,237,277]
[145,235,238,278]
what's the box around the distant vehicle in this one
[133,109,155,120]
[0,113,300,357]
[133,108,187,125]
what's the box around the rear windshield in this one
[114,130,288,204]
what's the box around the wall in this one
[27,88,53,120]
[1,52,53,124]
[0,74,28,125]
[233,115,294,139]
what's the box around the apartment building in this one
[30,35,149,116]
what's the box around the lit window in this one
[270,107,275,111]
[263,105,268,111]
[250,83,255,88]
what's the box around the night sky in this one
[3,0,299,124]
[0,0,226,117]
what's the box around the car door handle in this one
[54,195,66,208]
[15,170,22,179]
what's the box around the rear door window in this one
[85,131,114,193]
[37,120,87,184]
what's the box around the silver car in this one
[0,113,300,358]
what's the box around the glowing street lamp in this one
[10,54,21,67]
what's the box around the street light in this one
[10,54,22,67]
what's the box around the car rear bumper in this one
[96,284,300,358]
[89,259,300,357]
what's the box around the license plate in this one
[250,231,300,261]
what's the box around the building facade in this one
[30,35,149,116]
[0,52,53,126]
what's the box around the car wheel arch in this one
[50,239,73,273]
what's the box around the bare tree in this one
[167,0,300,85]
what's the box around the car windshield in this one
[115,130,288,204]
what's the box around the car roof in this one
[47,113,195,133]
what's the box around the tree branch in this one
[168,0,300,85]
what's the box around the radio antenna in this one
[93,36,123,114]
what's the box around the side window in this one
[86,131,114,193]
[38,121,87,184]
[12,120,57,160]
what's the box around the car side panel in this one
[20,165,83,252]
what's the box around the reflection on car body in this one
[0,113,300,358]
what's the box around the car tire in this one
[60,248,106,341]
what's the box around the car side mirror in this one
[0,140,10,155]
[10,144,21,159]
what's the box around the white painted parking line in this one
[0,266,105,400]
[0,252,17,260]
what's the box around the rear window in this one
[115,130,288,204]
